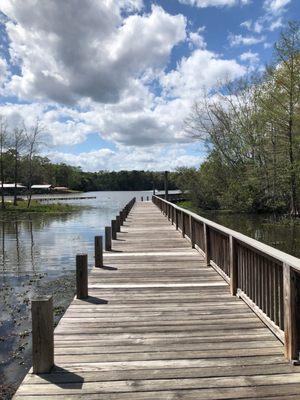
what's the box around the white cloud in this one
[1,2,186,104]
[48,144,203,172]
[264,0,291,13]
[0,57,9,87]
[178,0,250,7]
[161,49,245,99]
[188,28,206,49]
[240,51,259,63]
[228,33,266,46]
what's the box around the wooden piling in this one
[76,254,88,299]
[31,296,54,374]
[116,216,121,232]
[105,226,112,251]
[95,235,103,268]
[111,220,117,240]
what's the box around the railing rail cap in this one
[153,195,300,272]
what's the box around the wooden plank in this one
[13,201,298,400]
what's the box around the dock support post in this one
[31,296,54,374]
[203,223,211,267]
[111,220,117,240]
[76,254,88,299]
[95,235,103,268]
[116,216,121,232]
[141,196,143,202]
[229,236,237,296]
[105,226,112,251]
[283,263,300,362]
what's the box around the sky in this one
[0,0,298,172]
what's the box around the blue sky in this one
[0,0,298,171]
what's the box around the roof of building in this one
[0,183,26,188]
[31,184,53,189]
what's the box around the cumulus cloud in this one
[1,1,186,104]
[0,0,248,170]
[178,0,250,7]
[48,144,203,172]
[264,0,291,13]
[161,49,245,98]
[228,33,266,46]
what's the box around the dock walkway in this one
[14,201,300,399]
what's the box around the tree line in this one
[174,21,300,216]
[0,117,179,210]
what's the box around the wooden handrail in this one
[153,195,300,363]
[153,195,300,271]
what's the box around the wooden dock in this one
[14,201,300,399]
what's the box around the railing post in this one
[190,215,195,248]
[111,220,117,240]
[76,254,88,299]
[181,211,185,238]
[229,235,238,296]
[283,263,300,362]
[175,209,178,230]
[31,295,54,374]
[95,235,103,268]
[105,226,112,251]
[203,223,211,266]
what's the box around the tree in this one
[25,120,44,208]
[10,126,26,206]
[262,21,300,216]
[0,116,8,209]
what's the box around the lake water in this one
[1,191,299,399]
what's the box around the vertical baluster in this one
[229,236,237,296]
[203,223,211,267]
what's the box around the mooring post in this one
[111,220,117,240]
[147,196,149,201]
[31,295,54,374]
[116,215,121,232]
[105,226,112,251]
[141,196,143,202]
[76,253,88,299]
[95,235,103,268]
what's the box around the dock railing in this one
[152,195,300,363]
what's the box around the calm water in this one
[0,190,152,399]
[1,192,300,398]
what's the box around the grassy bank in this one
[0,200,81,214]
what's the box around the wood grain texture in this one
[14,201,300,399]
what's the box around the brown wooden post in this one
[190,215,195,248]
[76,254,88,299]
[147,196,149,201]
[181,211,185,238]
[175,209,178,230]
[283,263,300,362]
[111,220,117,240]
[203,223,211,267]
[105,226,112,251]
[116,216,121,232]
[229,235,238,296]
[164,171,168,201]
[95,235,103,268]
[141,196,143,202]
[31,295,54,374]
